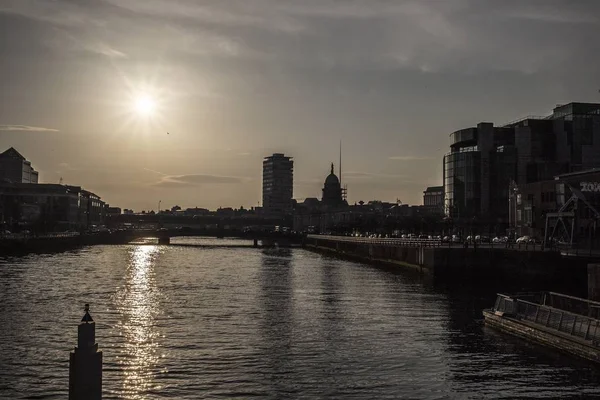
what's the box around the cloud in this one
[5,0,600,75]
[87,43,127,58]
[343,171,407,179]
[142,167,168,176]
[0,125,59,132]
[388,156,433,161]
[57,162,77,171]
[296,178,323,186]
[154,174,245,187]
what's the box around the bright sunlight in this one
[134,95,156,117]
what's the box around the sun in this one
[134,95,156,116]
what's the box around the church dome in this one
[325,173,339,186]
[324,162,340,187]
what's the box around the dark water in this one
[1,238,600,399]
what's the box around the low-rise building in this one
[423,186,444,215]
[510,168,600,246]
[105,206,122,216]
[0,182,105,232]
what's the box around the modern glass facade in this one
[489,147,517,221]
[443,103,600,226]
[444,150,481,218]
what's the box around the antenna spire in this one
[339,139,342,185]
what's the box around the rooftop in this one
[424,186,443,193]
[0,147,26,160]
[555,168,600,180]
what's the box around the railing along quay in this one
[0,232,80,240]
[307,234,549,251]
[494,293,600,344]
[307,235,444,248]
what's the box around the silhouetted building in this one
[184,207,209,216]
[322,163,345,208]
[262,153,293,218]
[302,197,321,210]
[444,123,516,222]
[105,206,121,216]
[0,182,104,232]
[444,102,600,226]
[0,147,39,184]
[510,168,600,247]
[423,186,444,214]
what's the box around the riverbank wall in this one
[305,236,589,294]
[0,233,125,255]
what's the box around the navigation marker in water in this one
[69,304,103,400]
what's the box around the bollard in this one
[588,264,600,302]
[69,304,102,400]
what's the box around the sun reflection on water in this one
[115,245,162,399]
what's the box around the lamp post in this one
[157,200,162,229]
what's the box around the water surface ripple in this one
[0,238,599,399]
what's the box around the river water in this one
[0,238,599,399]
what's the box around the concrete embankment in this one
[305,236,588,292]
[0,233,121,255]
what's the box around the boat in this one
[483,292,600,363]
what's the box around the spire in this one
[331,162,334,175]
[339,140,342,186]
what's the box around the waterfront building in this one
[105,206,122,216]
[0,147,39,184]
[423,186,444,215]
[444,102,600,227]
[510,168,600,247]
[0,182,105,232]
[262,153,293,218]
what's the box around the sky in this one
[1,0,599,211]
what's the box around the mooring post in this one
[69,304,102,400]
[588,264,600,302]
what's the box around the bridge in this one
[108,228,304,246]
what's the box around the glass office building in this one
[444,147,481,218]
[443,102,600,227]
[444,124,516,222]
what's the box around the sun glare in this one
[134,95,156,116]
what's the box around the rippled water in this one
[1,238,600,399]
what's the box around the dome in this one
[325,173,339,186]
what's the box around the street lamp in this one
[158,200,161,214]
